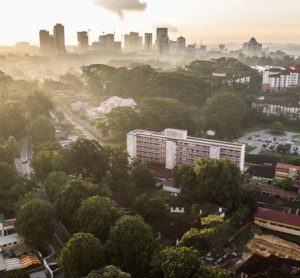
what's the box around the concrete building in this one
[243,37,262,57]
[39,30,54,55]
[0,215,15,237]
[99,34,115,51]
[262,66,300,92]
[254,207,300,237]
[124,32,142,52]
[275,163,300,181]
[177,36,186,55]
[252,97,300,120]
[127,129,245,171]
[144,33,153,51]
[53,23,66,55]
[77,31,89,52]
[156,28,169,55]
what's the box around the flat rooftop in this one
[128,129,245,148]
[0,233,24,246]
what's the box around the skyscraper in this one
[39,30,54,55]
[124,32,141,52]
[77,31,89,52]
[99,34,115,51]
[243,37,262,57]
[177,36,186,54]
[144,33,152,51]
[156,28,169,55]
[53,23,66,55]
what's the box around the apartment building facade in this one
[262,65,300,92]
[127,129,245,171]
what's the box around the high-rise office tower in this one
[243,37,262,57]
[144,33,152,51]
[53,23,66,55]
[177,36,186,54]
[99,34,115,51]
[156,28,169,55]
[124,32,141,52]
[77,31,89,52]
[39,30,54,55]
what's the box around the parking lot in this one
[238,129,300,155]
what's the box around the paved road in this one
[15,136,32,177]
[58,105,104,145]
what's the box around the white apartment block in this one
[127,129,245,171]
[262,66,300,92]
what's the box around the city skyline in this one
[1,0,300,45]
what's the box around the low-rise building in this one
[275,163,300,180]
[254,207,300,237]
[127,129,245,171]
[0,215,15,236]
[252,97,300,120]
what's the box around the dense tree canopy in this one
[59,232,105,278]
[105,215,158,277]
[131,164,156,188]
[76,196,124,241]
[86,265,132,278]
[15,199,54,247]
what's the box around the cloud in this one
[93,0,147,19]
[153,23,179,33]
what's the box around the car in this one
[22,160,28,164]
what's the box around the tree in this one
[194,264,229,278]
[276,144,291,155]
[58,232,105,278]
[151,246,200,278]
[54,179,100,229]
[131,194,167,222]
[86,266,132,278]
[274,177,294,191]
[172,164,197,203]
[270,121,285,135]
[15,199,54,247]
[103,145,131,192]
[193,158,243,211]
[43,171,69,202]
[65,138,108,182]
[0,136,19,165]
[105,215,158,277]
[30,115,55,144]
[179,228,211,255]
[202,92,247,139]
[31,149,64,181]
[76,196,124,241]
[3,269,30,278]
[131,164,155,188]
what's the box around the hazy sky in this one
[1,0,300,45]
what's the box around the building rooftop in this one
[277,163,300,172]
[0,234,24,247]
[247,166,276,179]
[245,184,297,198]
[254,207,300,228]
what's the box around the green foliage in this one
[105,215,158,277]
[194,264,229,278]
[202,92,247,139]
[58,232,105,278]
[276,144,291,155]
[151,246,200,278]
[131,164,155,188]
[86,265,132,278]
[76,196,124,241]
[270,121,285,135]
[65,138,108,182]
[31,148,64,181]
[179,228,211,255]
[3,269,30,278]
[15,199,54,247]
[230,206,252,228]
[30,115,55,144]
[0,136,19,165]
[274,177,294,191]
[43,171,69,202]
[103,145,131,192]
[131,194,167,222]
[54,179,101,229]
